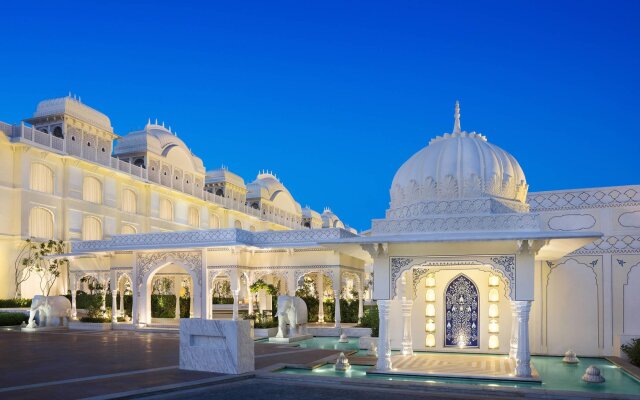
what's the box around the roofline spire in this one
[453,100,461,134]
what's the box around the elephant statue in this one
[26,295,72,328]
[275,295,308,338]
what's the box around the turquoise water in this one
[278,339,640,396]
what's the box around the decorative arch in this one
[444,274,479,348]
[159,198,174,221]
[82,215,102,240]
[122,188,137,213]
[390,255,515,300]
[188,207,200,228]
[136,251,202,295]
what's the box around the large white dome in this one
[390,103,528,211]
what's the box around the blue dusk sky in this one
[1,1,638,231]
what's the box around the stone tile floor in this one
[0,328,350,399]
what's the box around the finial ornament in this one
[453,100,461,134]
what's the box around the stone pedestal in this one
[179,319,254,374]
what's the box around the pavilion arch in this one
[142,261,199,324]
[135,251,203,325]
[623,261,640,334]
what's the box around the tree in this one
[14,239,35,298]
[18,239,68,297]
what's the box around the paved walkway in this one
[0,328,350,399]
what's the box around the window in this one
[30,163,54,194]
[249,225,256,232]
[234,220,242,229]
[29,207,54,239]
[121,189,137,213]
[52,126,63,138]
[83,176,102,204]
[121,224,136,235]
[188,207,200,228]
[215,188,224,196]
[82,216,102,240]
[159,198,173,221]
[209,214,220,229]
[133,158,145,168]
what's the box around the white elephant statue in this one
[26,295,71,328]
[275,295,308,338]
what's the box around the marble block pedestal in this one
[268,334,313,344]
[179,319,254,374]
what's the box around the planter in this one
[359,336,378,350]
[253,327,278,338]
[68,321,112,331]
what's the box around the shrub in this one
[0,312,28,326]
[621,338,640,367]
[357,306,379,337]
[212,297,234,304]
[245,312,278,329]
[0,298,32,308]
[79,316,111,323]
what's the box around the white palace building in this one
[1,96,639,378]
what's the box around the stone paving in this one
[0,328,350,399]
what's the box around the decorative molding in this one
[372,213,539,234]
[528,187,640,211]
[571,235,640,255]
[547,214,596,231]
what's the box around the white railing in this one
[3,121,305,229]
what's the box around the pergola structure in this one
[66,228,367,327]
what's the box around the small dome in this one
[206,168,246,189]
[33,96,113,133]
[390,102,528,211]
[321,207,345,229]
[247,172,302,215]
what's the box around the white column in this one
[513,300,532,377]
[317,273,325,323]
[401,300,414,356]
[357,277,364,322]
[189,278,194,318]
[334,293,341,328]
[119,286,124,317]
[174,276,181,320]
[376,300,393,371]
[111,289,118,323]
[232,289,240,321]
[71,289,77,320]
[246,275,254,315]
[509,301,519,359]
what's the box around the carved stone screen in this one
[445,274,479,348]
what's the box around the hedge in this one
[0,299,32,308]
[298,297,361,323]
[0,312,28,326]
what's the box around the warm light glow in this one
[488,275,500,287]
[425,319,436,332]
[489,303,499,318]
[425,334,435,347]
[425,303,436,317]
[425,274,436,287]
[489,335,500,349]
[458,335,466,348]
[489,319,499,333]
[489,288,499,302]
[425,288,436,302]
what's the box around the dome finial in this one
[453,100,461,134]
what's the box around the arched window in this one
[188,207,200,228]
[209,213,220,229]
[121,224,136,235]
[133,158,145,168]
[29,163,54,194]
[52,126,63,138]
[29,207,54,239]
[83,176,102,204]
[82,216,102,240]
[121,189,137,213]
[159,198,173,221]
[249,225,256,232]
[445,274,479,348]
[215,188,224,197]
[234,220,242,229]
